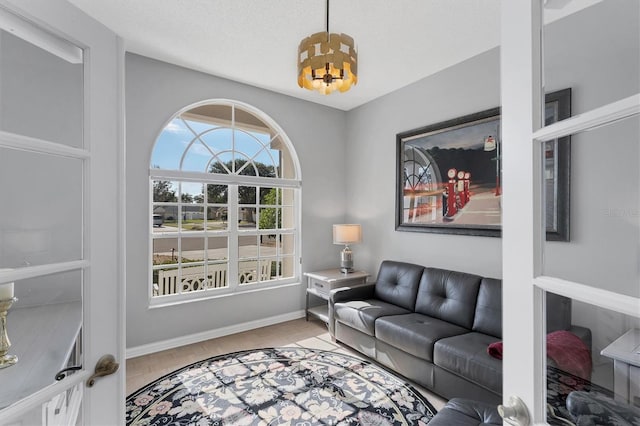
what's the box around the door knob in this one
[498,396,530,426]
[86,354,119,387]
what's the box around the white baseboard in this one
[126,310,306,359]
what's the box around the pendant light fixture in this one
[297,0,358,95]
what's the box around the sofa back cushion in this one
[415,267,481,329]
[469,278,573,338]
[546,293,572,332]
[374,260,424,311]
[472,278,503,338]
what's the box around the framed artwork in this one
[395,88,571,240]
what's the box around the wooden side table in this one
[600,328,640,406]
[304,269,369,324]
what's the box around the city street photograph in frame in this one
[396,89,570,240]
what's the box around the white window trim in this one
[148,100,301,306]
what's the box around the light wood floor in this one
[126,318,447,411]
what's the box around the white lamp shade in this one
[333,224,362,245]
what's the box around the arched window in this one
[149,100,301,303]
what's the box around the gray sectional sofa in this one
[329,260,591,404]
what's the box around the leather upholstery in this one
[567,390,640,426]
[472,278,502,338]
[415,267,482,329]
[429,398,502,426]
[375,313,468,362]
[328,259,589,404]
[373,260,424,310]
[331,284,375,304]
[329,284,376,336]
[546,292,572,332]
[376,340,437,389]
[334,299,410,336]
[334,321,376,358]
[433,332,503,394]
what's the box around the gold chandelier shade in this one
[297,31,358,95]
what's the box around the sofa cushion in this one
[334,299,411,336]
[434,332,503,394]
[415,267,482,329]
[472,278,502,338]
[375,313,469,362]
[373,260,424,311]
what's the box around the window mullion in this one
[149,169,301,189]
[228,185,239,289]
[231,105,236,173]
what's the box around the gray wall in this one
[126,54,348,348]
[345,49,502,279]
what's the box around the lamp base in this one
[0,354,17,369]
[340,246,354,274]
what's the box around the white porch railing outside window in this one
[154,261,273,296]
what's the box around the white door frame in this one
[501,2,546,420]
[0,0,125,424]
[501,1,640,424]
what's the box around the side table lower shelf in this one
[306,287,331,324]
[306,304,329,323]
[304,269,369,325]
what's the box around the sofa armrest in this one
[328,283,376,337]
[330,283,376,304]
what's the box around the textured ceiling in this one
[67,0,600,111]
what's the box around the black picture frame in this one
[395,88,571,240]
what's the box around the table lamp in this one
[333,224,362,273]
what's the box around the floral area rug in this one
[126,347,437,425]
